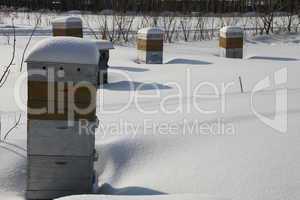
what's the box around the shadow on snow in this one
[98,183,166,195]
[103,81,172,91]
[166,58,212,65]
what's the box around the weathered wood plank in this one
[27,62,98,84]
[28,81,96,103]
[27,100,97,121]
[28,178,92,191]
[53,28,83,37]
[27,156,93,180]
[28,120,95,156]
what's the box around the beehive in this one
[137,27,164,64]
[26,37,99,199]
[219,26,243,59]
[94,40,114,85]
[52,16,83,37]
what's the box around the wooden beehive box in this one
[219,26,244,59]
[52,16,83,38]
[26,37,99,200]
[137,27,164,64]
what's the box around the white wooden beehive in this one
[26,37,100,199]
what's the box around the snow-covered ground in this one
[0,32,299,200]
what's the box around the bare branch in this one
[0,18,16,87]
[0,144,26,158]
[83,15,99,39]
[3,114,22,141]
[20,13,42,72]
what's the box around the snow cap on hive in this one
[26,37,102,65]
[94,40,114,50]
[52,16,82,29]
[138,27,164,40]
[220,26,243,38]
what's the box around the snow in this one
[138,27,164,35]
[52,16,83,28]
[138,27,164,39]
[220,26,243,38]
[57,194,228,200]
[52,16,83,24]
[220,26,243,33]
[95,40,114,50]
[25,37,101,65]
[0,32,299,200]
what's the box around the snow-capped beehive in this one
[94,40,114,85]
[219,26,244,59]
[52,16,83,37]
[137,27,164,64]
[26,37,99,199]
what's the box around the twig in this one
[0,18,16,88]
[239,76,244,93]
[1,140,26,152]
[20,13,42,72]
[0,145,26,158]
[83,16,99,39]
[3,114,21,141]
[0,113,26,153]
[0,69,11,88]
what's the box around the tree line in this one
[0,0,299,14]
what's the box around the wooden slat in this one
[137,39,163,51]
[27,62,98,84]
[53,28,83,38]
[146,51,163,64]
[28,81,96,103]
[27,99,96,111]
[28,156,93,180]
[28,120,95,156]
[220,47,243,59]
[28,178,92,191]
[219,37,243,49]
[27,100,96,121]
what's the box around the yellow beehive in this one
[219,26,243,59]
[52,16,83,37]
[137,27,164,64]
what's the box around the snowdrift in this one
[0,34,299,200]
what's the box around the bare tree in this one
[193,13,207,41]
[0,18,15,88]
[179,14,193,42]
[115,12,135,43]
[257,0,284,35]
[285,0,299,32]
[160,12,177,43]
[20,13,42,72]
[83,14,100,39]
[138,15,153,30]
